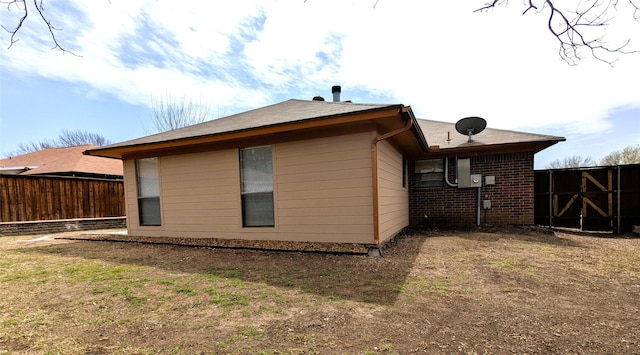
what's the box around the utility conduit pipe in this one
[444,157,457,187]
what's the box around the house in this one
[86,93,564,252]
[412,119,565,227]
[0,145,123,179]
[0,145,125,227]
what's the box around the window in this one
[402,156,407,188]
[136,158,161,226]
[415,159,444,187]
[240,145,274,227]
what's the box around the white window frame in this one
[136,157,161,226]
[239,145,274,227]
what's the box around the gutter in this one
[370,106,415,245]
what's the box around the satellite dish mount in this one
[455,117,487,143]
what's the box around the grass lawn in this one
[0,228,639,354]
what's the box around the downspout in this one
[371,108,414,245]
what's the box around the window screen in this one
[240,146,274,227]
[415,159,444,187]
[136,158,161,226]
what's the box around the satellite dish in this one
[455,116,487,143]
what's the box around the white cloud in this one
[1,0,639,138]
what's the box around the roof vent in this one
[332,85,341,102]
[312,96,325,101]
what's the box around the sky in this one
[1,0,639,169]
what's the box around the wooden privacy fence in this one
[0,175,125,222]
[534,164,640,233]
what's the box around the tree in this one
[149,93,212,133]
[599,145,640,165]
[55,129,110,147]
[546,155,596,168]
[1,0,78,56]
[2,0,639,64]
[475,0,640,65]
[6,129,111,157]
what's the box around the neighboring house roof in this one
[0,145,123,177]
[86,98,564,159]
[418,119,564,156]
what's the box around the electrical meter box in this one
[470,174,482,188]
[457,159,482,188]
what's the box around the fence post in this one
[617,165,621,234]
[548,170,553,227]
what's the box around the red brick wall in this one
[409,152,535,227]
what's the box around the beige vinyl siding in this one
[275,132,374,244]
[123,160,136,230]
[124,131,375,244]
[125,150,240,238]
[160,150,239,236]
[377,139,409,243]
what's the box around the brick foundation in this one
[409,152,535,227]
[0,217,126,236]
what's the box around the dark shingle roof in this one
[86,98,564,159]
[417,119,564,150]
[102,99,398,149]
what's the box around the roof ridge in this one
[289,98,397,107]
[40,144,96,151]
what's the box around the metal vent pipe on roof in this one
[332,85,341,102]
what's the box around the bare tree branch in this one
[57,129,110,147]
[600,144,640,165]
[475,0,640,65]
[1,0,79,55]
[546,155,596,168]
[150,93,212,133]
[5,130,111,157]
[1,0,27,48]
[614,0,640,19]
[523,1,538,15]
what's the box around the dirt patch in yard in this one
[1,228,639,354]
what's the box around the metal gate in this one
[535,164,640,233]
